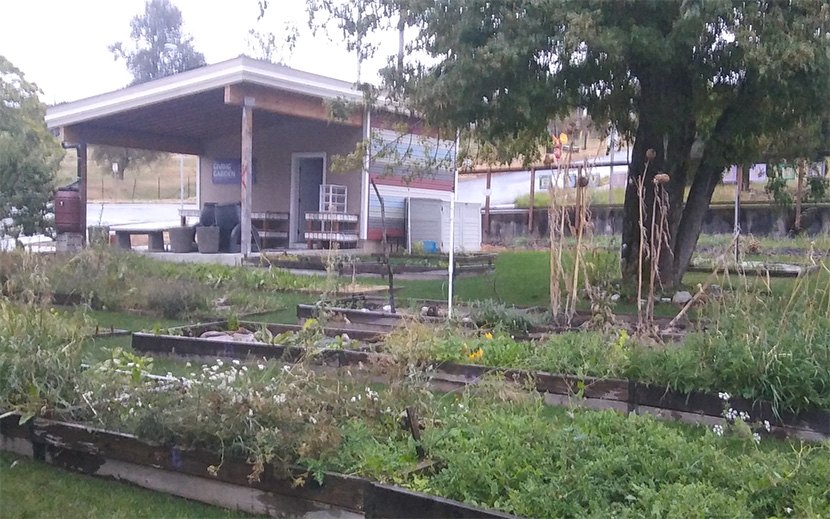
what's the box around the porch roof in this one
[45,56,367,155]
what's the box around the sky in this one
[0,0,399,104]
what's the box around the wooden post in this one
[78,143,88,246]
[241,101,254,256]
[528,168,536,232]
[795,159,805,232]
[734,165,742,262]
[483,166,492,240]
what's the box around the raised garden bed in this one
[256,252,497,278]
[298,302,689,337]
[0,414,516,519]
[131,323,829,441]
[688,259,820,277]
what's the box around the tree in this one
[106,0,207,179]
[91,145,162,181]
[356,0,830,286]
[0,56,63,239]
[109,0,206,85]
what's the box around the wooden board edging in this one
[0,415,523,519]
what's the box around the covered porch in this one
[46,56,370,256]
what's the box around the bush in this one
[141,278,211,319]
[467,299,545,335]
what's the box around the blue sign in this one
[212,159,256,185]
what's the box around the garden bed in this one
[131,323,829,441]
[0,414,516,519]
[257,252,497,278]
[298,302,689,338]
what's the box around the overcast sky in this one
[0,0,399,104]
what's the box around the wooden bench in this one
[112,225,167,251]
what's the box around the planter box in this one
[196,226,220,254]
[130,321,830,441]
[168,226,196,253]
[0,415,518,519]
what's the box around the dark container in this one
[199,202,217,227]
[214,202,241,252]
[54,188,82,233]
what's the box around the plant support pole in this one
[448,132,460,319]
[371,179,395,313]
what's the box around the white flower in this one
[308,416,318,424]
[241,366,248,372]
[232,359,240,366]
[257,364,266,371]
[712,424,724,436]
[718,392,730,401]
[784,507,793,514]
[274,393,286,404]
[185,362,192,367]
[763,420,771,432]
[216,359,223,366]
[350,396,357,403]
[248,409,253,417]
[211,365,219,372]
[282,365,291,373]
[739,411,750,421]
[753,432,761,443]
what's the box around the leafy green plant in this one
[467,300,545,335]
[0,301,94,422]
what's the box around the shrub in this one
[141,278,211,319]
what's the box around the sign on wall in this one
[212,159,257,185]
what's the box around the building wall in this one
[199,118,363,217]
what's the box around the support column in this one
[241,101,254,257]
[79,143,88,247]
[528,168,536,232]
[483,167,492,240]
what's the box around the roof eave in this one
[45,56,367,130]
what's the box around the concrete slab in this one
[145,252,245,266]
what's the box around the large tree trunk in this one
[620,72,694,287]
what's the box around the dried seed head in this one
[654,173,670,185]
[646,149,657,161]
[578,176,590,187]
[543,153,555,166]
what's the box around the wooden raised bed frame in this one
[0,414,517,519]
[132,322,829,442]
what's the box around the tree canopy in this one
[0,56,63,239]
[378,0,830,284]
[109,0,206,85]
[103,0,207,180]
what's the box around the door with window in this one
[294,156,325,244]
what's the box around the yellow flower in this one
[485,332,493,339]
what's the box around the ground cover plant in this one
[2,320,828,519]
[384,259,830,415]
[0,248,324,319]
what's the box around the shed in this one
[45,56,467,255]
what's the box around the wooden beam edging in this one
[0,415,523,519]
[130,331,830,440]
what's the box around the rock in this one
[672,291,693,305]
[200,330,228,339]
[382,304,392,313]
[610,294,620,302]
[420,306,430,317]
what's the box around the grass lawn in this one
[0,453,265,519]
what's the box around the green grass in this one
[0,453,265,519]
